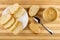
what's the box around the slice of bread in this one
[13,8,25,18]
[3,17,15,29]
[0,14,12,25]
[29,23,41,33]
[12,22,22,35]
[29,5,40,16]
[9,20,18,31]
[9,3,20,14]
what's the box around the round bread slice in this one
[12,22,22,35]
[29,23,41,33]
[13,8,25,18]
[3,17,15,29]
[8,20,18,31]
[0,14,12,25]
[29,5,40,16]
[9,3,20,14]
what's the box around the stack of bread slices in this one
[0,3,25,35]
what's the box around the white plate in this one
[2,7,28,29]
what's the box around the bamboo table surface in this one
[0,0,60,40]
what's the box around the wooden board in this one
[0,4,60,40]
[1,0,60,5]
[0,0,60,40]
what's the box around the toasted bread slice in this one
[13,8,25,18]
[9,20,18,31]
[12,22,22,35]
[3,17,15,29]
[29,23,41,33]
[29,5,40,16]
[9,3,20,14]
[0,14,11,25]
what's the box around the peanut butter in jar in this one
[43,7,58,22]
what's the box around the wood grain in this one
[0,0,60,5]
[0,0,60,40]
[0,5,60,40]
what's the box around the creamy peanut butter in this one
[43,7,57,21]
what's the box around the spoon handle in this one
[34,17,53,35]
[41,23,53,35]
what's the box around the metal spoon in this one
[34,17,53,35]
